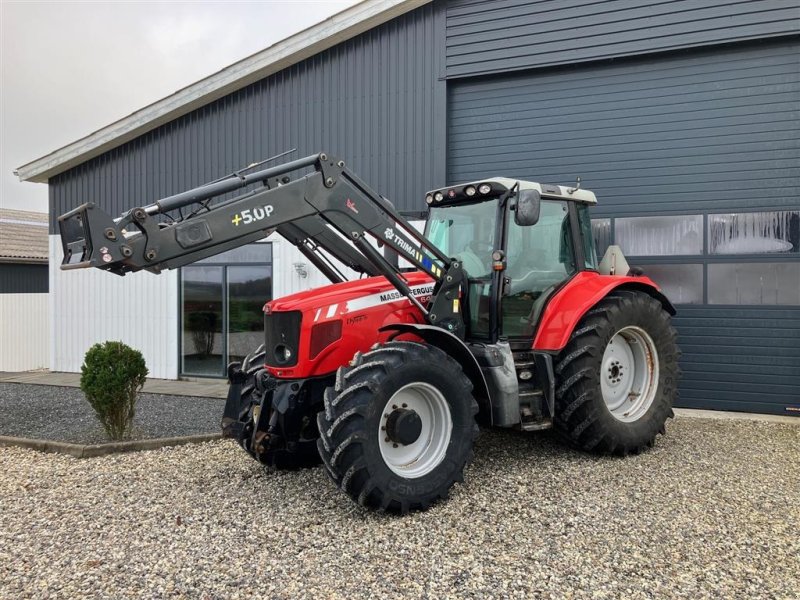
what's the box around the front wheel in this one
[554,290,680,455]
[317,341,478,514]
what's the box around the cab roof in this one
[427,177,597,205]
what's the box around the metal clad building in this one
[17,0,800,415]
[47,2,442,225]
[0,210,50,372]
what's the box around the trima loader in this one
[59,152,679,513]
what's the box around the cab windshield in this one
[424,200,498,279]
[425,199,499,338]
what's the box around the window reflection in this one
[640,264,703,305]
[228,266,273,363]
[591,218,611,260]
[709,211,799,255]
[616,215,703,256]
[181,242,273,377]
[708,263,800,305]
[182,266,224,376]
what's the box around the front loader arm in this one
[58,152,467,336]
[277,216,382,279]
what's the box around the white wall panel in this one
[0,293,49,371]
[269,235,332,299]
[49,236,179,379]
[267,233,361,299]
[48,233,378,379]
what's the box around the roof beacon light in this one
[447,189,456,198]
[464,185,476,197]
[478,183,491,195]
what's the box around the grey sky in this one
[1,0,359,213]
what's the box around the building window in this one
[709,211,800,255]
[181,242,272,377]
[615,215,703,256]
[708,263,800,306]
[638,264,704,305]
[182,266,224,376]
[227,266,272,365]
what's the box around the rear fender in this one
[533,271,675,352]
[379,323,491,418]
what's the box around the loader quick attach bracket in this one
[58,152,468,338]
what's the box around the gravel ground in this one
[0,383,224,444]
[1,417,798,600]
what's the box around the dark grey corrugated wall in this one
[0,264,48,294]
[448,40,800,415]
[49,3,442,231]
[448,41,800,215]
[445,0,800,78]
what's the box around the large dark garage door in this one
[448,40,800,416]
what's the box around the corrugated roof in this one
[14,0,426,185]
[0,209,49,263]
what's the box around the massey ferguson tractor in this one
[59,152,679,513]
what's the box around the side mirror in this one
[514,189,541,227]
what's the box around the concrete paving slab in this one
[0,371,228,398]
[674,407,798,425]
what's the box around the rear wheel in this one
[317,341,478,513]
[553,291,679,454]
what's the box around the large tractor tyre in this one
[317,341,479,514]
[235,349,322,470]
[553,290,679,455]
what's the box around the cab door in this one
[502,200,583,338]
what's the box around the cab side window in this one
[577,204,599,270]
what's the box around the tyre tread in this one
[317,341,477,514]
[553,291,679,455]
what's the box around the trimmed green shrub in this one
[80,341,149,440]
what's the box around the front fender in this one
[379,323,491,409]
[532,271,675,352]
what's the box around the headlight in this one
[478,183,492,195]
[274,344,293,364]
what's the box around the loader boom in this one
[58,153,467,336]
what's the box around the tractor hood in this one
[262,271,435,379]
[265,271,434,316]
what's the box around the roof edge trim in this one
[15,0,429,184]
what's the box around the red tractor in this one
[59,153,679,513]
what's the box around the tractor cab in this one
[424,179,598,343]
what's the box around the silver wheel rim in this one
[378,382,452,479]
[600,326,660,423]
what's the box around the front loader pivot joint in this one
[427,261,467,339]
